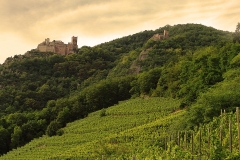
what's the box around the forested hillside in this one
[1,23,240,158]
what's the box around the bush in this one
[56,129,64,136]
[46,121,61,137]
[100,108,107,117]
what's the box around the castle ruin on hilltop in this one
[151,30,169,41]
[37,36,78,55]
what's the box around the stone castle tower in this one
[37,36,78,55]
[163,30,169,38]
[151,30,169,41]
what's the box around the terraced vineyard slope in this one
[1,97,184,159]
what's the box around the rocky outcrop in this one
[130,48,152,74]
[129,30,169,74]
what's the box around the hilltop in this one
[1,23,240,158]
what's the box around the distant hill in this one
[1,23,240,157]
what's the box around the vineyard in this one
[1,97,184,159]
[1,97,240,159]
[159,108,240,160]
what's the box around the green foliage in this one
[188,79,240,125]
[233,22,240,43]
[10,126,23,149]
[99,108,107,117]
[108,49,140,77]
[46,121,61,137]
[209,134,225,160]
[21,119,47,142]
[138,68,161,94]
[0,23,238,157]
[230,53,240,67]
[185,44,240,126]
[1,97,183,159]
[0,126,9,155]
[56,107,71,127]
[130,68,161,96]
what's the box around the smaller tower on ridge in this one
[72,36,78,51]
[163,30,169,38]
[45,38,50,45]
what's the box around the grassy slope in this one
[1,97,184,160]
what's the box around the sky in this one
[0,0,239,64]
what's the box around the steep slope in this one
[1,97,183,159]
[3,100,240,159]
[108,24,232,77]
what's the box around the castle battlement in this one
[37,36,78,55]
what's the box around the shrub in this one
[100,108,107,117]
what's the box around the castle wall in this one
[37,37,78,55]
[38,45,47,52]
[46,46,55,52]
[55,45,67,55]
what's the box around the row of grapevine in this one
[158,108,240,159]
[1,97,182,159]
[7,97,240,159]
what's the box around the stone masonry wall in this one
[37,36,78,55]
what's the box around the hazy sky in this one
[0,0,239,64]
